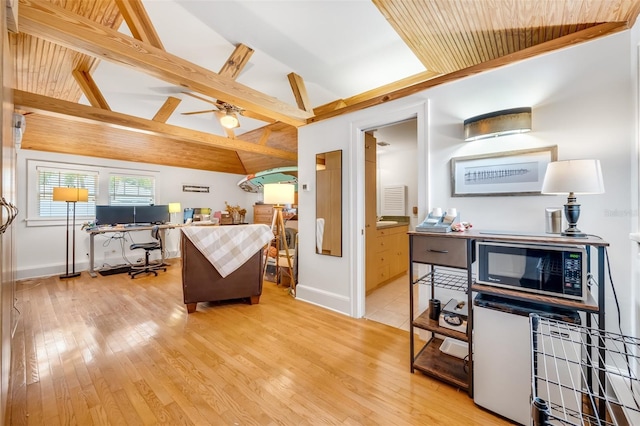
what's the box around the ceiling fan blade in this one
[181,109,218,115]
[181,91,218,105]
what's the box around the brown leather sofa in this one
[181,233,264,313]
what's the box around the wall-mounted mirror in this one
[316,150,342,256]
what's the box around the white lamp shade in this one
[168,202,182,213]
[263,183,295,205]
[541,159,605,195]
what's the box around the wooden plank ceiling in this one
[11,0,640,176]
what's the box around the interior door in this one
[364,132,377,292]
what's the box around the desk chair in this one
[129,225,167,278]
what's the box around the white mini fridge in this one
[473,294,581,426]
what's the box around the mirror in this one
[316,150,342,256]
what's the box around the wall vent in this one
[381,185,406,216]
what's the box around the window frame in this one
[26,160,160,227]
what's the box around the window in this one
[109,174,155,205]
[37,166,97,218]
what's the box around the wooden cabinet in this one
[367,224,409,293]
[253,204,274,225]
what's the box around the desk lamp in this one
[541,159,604,238]
[262,183,295,289]
[53,187,89,279]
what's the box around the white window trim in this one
[26,160,160,227]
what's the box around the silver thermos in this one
[545,208,562,234]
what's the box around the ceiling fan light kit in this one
[220,111,240,129]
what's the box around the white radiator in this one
[381,185,406,216]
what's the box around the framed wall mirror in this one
[316,150,342,256]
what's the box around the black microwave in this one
[477,241,587,301]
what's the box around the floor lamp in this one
[262,183,295,291]
[53,187,88,279]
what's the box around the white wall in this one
[298,29,640,339]
[15,150,261,279]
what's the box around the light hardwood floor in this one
[8,261,510,425]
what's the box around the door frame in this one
[349,100,430,318]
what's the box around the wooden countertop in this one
[376,222,409,230]
[408,229,608,246]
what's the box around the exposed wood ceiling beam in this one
[19,0,313,127]
[14,90,297,161]
[312,69,441,116]
[72,68,110,109]
[311,22,627,123]
[213,44,254,139]
[114,0,164,50]
[288,72,313,113]
[219,43,254,79]
[152,96,181,122]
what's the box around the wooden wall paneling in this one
[20,114,249,174]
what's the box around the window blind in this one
[109,174,155,205]
[37,166,97,218]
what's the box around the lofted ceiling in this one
[10,0,640,175]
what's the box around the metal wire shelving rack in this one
[530,314,640,425]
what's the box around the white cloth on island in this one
[181,224,273,277]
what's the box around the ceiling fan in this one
[181,92,241,131]
[181,92,276,136]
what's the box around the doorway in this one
[363,118,418,330]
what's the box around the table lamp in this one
[541,159,604,238]
[262,183,295,289]
[53,187,89,279]
[168,202,182,224]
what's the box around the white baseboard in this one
[294,284,352,317]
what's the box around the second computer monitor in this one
[134,205,169,225]
[95,205,135,226]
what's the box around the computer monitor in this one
[95,205,135,226]
[183,208,194,223]
[134,205,170,225]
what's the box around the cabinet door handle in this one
[427,249,449,254]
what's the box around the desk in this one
[86,224,176,277]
